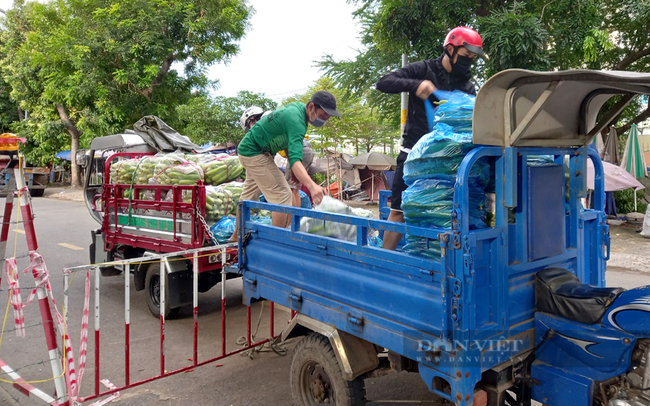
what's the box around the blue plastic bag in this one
[433,90,476,133]
[402,236,442,260]
[209,216,236,244]
[401,90,490,259]
[299,190,312,208]
[402,179,487,230]
[424,90,456,132]
[251,214,272,225]
[403,123,489,187]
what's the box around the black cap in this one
[310,91,341,117]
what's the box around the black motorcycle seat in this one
[535,268,625,325]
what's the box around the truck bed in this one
[239,145,608,396]
[238,200,531,381]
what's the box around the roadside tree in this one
[0,0,252,186]
[176,91,277,147]
[320,0,650,134]
[283,78,395,156]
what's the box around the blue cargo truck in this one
[237,70,650,406]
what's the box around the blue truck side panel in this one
[240,146,608,404]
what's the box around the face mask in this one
[310,116,327,127]
[451,55,473,78]
[308,106,327,127]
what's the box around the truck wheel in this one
[30,189,44,197]
[291,333,366,406]
[144,263,180,319]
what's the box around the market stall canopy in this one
[55,150,71,161]
[347,152,396,171]
[311,155,354,174]
[474,69,650,147]
[586,160,645,192]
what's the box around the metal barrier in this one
[0,148,71,405]
[62,244,288,405]
[0,147,287,405]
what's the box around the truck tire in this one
[29,188,45,197]
[144,263,180,319]
[291,333,366,406]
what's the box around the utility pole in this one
[399,54,408,155]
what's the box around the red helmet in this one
[444,26,487,59]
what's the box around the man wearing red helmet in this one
[376,26,487,250]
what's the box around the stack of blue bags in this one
[401,91,489,259]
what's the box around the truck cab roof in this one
[473,69,650,147]
[89,132,157,153]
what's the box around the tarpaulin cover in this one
[126,115,203,153]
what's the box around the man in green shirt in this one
[230,91,340,241]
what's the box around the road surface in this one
[0,194,648,405]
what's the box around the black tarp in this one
[126,115,203,153]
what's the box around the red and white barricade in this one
[61,245,288,404]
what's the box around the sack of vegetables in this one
[205,185,237,220]
[188,153,244,186]
[109,158,139,185]
[151,153,204,186]
[133,154,166,185]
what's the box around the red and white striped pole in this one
[93,265,101,396]
[221,251,227,357]
[160,258,167,376]
[124,263,131,386]
[193,252,199,368]
[0,359,57,404]
[13,163,69,404]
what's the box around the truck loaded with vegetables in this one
[84,129,382,318]
[84,133,248,318]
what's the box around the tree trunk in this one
[140,54,175,101]
[56,104,82,188]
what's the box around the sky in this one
[209,0,363,101]
[0,0,364,102]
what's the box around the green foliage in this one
[480,6,550,76]
[321,0,650,131]
[176,91,277,146]
[614,189,648,215]
[312,172,327,186]
[584,29,615,63]
[0,0,252,180]
[283,77,397,156]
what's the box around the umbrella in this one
[348,152,396,201]
[586,160,645,192]
[599,127,621,216]
[621,124,648,211]
[603,126,620,165]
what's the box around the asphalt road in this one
[0,196,440,406]
[0,195,648,406]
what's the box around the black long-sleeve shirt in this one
[376,55,475,149]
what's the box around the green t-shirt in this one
[238,102,307,167]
